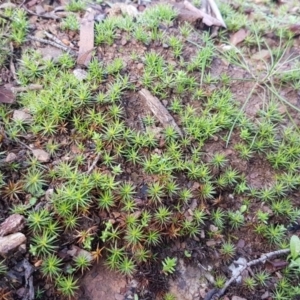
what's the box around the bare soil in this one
[1,0,300,300]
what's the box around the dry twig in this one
[44,31,66,47]
[201,0,226,28]
[12,84,43,93]
[9,42,17,81]
[86,153,101,175]
[207,248,290,300]
[77,8,96,66]
[22,6,61,20]
[27,36,77,56]
[138,88,183,137]
[182,0,225,27]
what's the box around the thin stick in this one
[138,88,183,137]
[18,0,27,8]
[86,153,101,174]
[12,84,43,93]
[17,139,33,151]
[205,0,226,28]
[44,31,66,47]
[9,42,17,81]
[22,6,61,20]
[44,31,65,47]
[211,248,290,299]
[183,0,225,27]
[27,36,77,56]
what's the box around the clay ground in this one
[1,0,300,299]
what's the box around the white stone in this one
[13,110,32,122]
[0,233,26,257]
[73,69,88,81]
[5,152,17,163]
[32,149,50,162]
[229,257,247,283]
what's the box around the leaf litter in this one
[1,0,300,299]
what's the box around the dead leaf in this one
[220,44,235,52]
[174,3,200,23]
[0,214,25,237]
[206,240,217,247]
[77,8,96,66]
[251,49,271,61]
[265,259,288,273]
[35,5,45,15]
[77,49,95,67]
[0,233,26,257]
[5,152,17,163]
[32,149,50,162]
[13,110,32,122]
[26,0,38,7]
[181,0,226,27]
[138,89,183,137]
[67,245,93,262]
[289,24,300,36]
[0,85,16,104]
[270,260,289,270]
[12,84,43,93]
[73,69,88,81]
[0,2,16,9]
[230,29,249,46]
[231,296,247,300]
[108,3,138,18]
[34,260,43,268]
[201,0,226,28]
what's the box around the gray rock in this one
[32,149,50,162]
[0,214,26,237]
[229,257,247,284]
[5,152,17,163]
[168,259,209,300]
[67,245,93,262]
[73,69,88,81]
[0,232,26,257]
[13,110,32,122]
[232,296,247,300]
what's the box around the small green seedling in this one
[184,250,191,258]
[162,257,177,275]
[288,235,300,272]
[0,260,7,276]
[100,221,113,242]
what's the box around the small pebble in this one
[0,233,27,257]
[162,100,168,106]
[32,149,50,162]
[5,152,17,163]
[0,214,25,237]
[73,69,88,81]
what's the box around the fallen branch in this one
[138,89,183,137]
[12,84,43,93]
[27,36,77,56]
[182,0,225,27]
[23,259,35,300]
[207,248,290,300]
[44,31,66,47]
[77,8,96,66]
[201,0,226,28]
[22,6,61,20]
[9,42,17,81]
[0,85,16,104]
[86,153,101,175]
[16,139,33,151]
